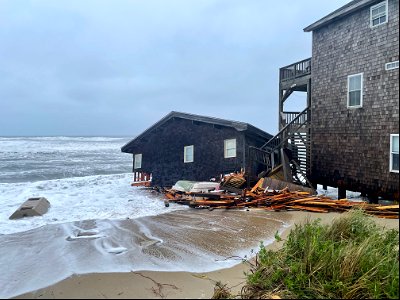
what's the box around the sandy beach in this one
[12,210,399,299]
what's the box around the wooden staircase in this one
[289,132,312,187]
[248,57,313,188]
[249,107,312,187]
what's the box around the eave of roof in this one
[121,111,272,153]
[304,0,379,32]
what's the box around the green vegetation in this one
[214,210,399,299]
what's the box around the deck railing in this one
[247,146,272,186]
[280,58,311,82]
[262,107,310,151]
[280,111,303,128]
[132,171,152,187]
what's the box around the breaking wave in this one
[0,173,189,235]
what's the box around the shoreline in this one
[13,211,398,299]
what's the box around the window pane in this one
[134,154,142,169]
[225,139,236,157]
[371,2,387,27]
[349,75,361,91]
[372,3,386,17]
[185,153,193,161]
[349,91,360,106]
[226,148,236,157]
[184,146,193,162]
[188,149,193,161]
[372,8,381,17]
[392,136,399,153]
[226,139,235,149]
[392,153,399,171]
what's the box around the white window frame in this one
[134,153,142,169]
[390,134,399,173]
[370,0,388,28]
[385,61,399,71]
[347,73,363,108]
[224,139,236,158]
[184,145,194,163]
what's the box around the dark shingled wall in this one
[310,0,399,197]
[125,117,266,187]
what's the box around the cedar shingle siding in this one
[122,113,272,187]
[310,0,399,197]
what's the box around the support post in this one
[338,187,346,200]
[281,148,292,182]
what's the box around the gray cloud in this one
[0,0,349,136]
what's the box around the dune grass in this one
[214,209,399,299]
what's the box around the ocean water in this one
[0,136,192,235]
[0,136,133,183]
[0,136,292,298]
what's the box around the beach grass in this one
[213,209,399,299]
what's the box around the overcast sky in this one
[0,0,349,137]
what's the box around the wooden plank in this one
[193,200,235,206]
[236,200,259,207]
[287,197,320,204]
[290,205,329,213]
[131,181,151,187]
[250,178,264,193]
[374,205,399,210]
[375,215,399,219]
[245,191,259,198]
[297,201,339,206]
[165,193,176,200]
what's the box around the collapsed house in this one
[121,111,272,187]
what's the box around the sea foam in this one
[0,173,189,235]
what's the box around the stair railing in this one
[261,107,310,151]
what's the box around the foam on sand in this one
[0,210,292,299]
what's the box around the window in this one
[134,153,142,169]
[224,139,236,158]
[390,134,399,172]
[347,73,363,108]
[370,1,387,27]
[385,61,399,70]
[184,145,194,163]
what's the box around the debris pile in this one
[161,174,399,219]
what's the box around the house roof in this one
[121,111,272,153]
[304,0,380,32]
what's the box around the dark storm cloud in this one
[0,0,349,136]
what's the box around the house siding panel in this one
[126,118,248,187]
[311,0,399,196]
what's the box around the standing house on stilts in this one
[252,0,399,199]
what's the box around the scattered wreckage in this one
[146,173,399,219]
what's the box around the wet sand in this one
[2,208,290,298]
[11,210,398,299]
